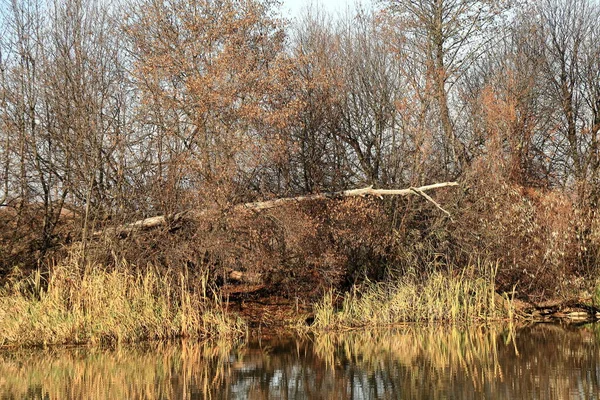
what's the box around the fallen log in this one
[95,181,458,237]
[526,299,600,321]
[240,182,458,212]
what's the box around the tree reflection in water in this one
[1,324,599,399]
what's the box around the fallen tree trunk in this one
[526,299,600,321]
[95,181,458,237]
[240,182,458,212]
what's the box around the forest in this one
[1,0,600,344]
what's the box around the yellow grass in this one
[312,262,511,329]
[0,256,245,347]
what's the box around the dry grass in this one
[312,262,511,329]
[0,251,245,347]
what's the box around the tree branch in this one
[95,182,459,237]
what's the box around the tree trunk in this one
[95,182,459,238]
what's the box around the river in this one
[1,323,599,399]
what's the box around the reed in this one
[312,262,511,329]
[0,255,245,347]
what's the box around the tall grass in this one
[0,256,245,347]
[312,262,512,329]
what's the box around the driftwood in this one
[95,181,458,237]
[526,299,600,321]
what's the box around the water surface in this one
[1,324,599,399]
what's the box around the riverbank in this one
[3,255,599,348]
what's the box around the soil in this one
[221,284,314,329]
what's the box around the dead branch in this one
[95,181,458,237]
[240,182,458,211]
[409,187,452,218]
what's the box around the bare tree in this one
[530,0,600,197]
[44,0,128,245]
[331,9,404,186]
[286,8,350,193]
[290,8,425,190]
[0,0,130,262]
[581,11,600,204]
[0,0,51,251]
[458,7,555,186]
[385,0,511,175]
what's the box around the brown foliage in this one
[2,0,600,308]
[449,163,600,300]
[124,0,301,211]
[77,194,433,302]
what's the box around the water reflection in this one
[1,324,600,399]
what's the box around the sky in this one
[279,0,359,19]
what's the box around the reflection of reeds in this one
[313,325,508,395]
[1,324,597,399]
[313,263,510,329]
[0,256,245,347]
[0,339,239,400]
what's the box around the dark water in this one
[1,323,600,399]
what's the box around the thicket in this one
[1,0,600,305]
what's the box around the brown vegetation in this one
[1,0,600,334]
